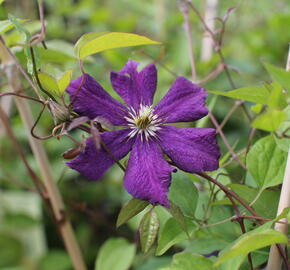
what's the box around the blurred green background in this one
[0,0,289,269]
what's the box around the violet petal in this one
[154,77,208,123]
[67,74,127,126]
[124,137,174,207]
[158,126,220,173]
[110,59,157,108]
[67,129,134,180]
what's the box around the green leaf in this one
[0,233,24,267]
[160,253,214,270]
[251,104,263,114]
[38,70,73,96]
[215,229,288,266]
[57,70,73,95]
[0,0,4,5]
[156,218,196,256]
[264,62,290,92]
[3,212,39,229]
[75,31,161,59]
[0,19,27,34]
[217,256,246,270]
[8,14,32,72]
[139,209,159,253]
[95,238,135,270]
[137,257,171,270]
[251,110,287,132]
[274,105,290,151]
[169,203,188,234]
[38,72,59,95]
[39,250,72,270]
[229,184,280,218]
[247,135,287,189]
[209,86,270,104]
[168,175,198,218]
[116,198,149,228]
[266,82,287,110]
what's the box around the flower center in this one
[125,105,162,141]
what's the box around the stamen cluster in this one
[125,104,162,141]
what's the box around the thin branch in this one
[137,49,179,78]
[220,100,243,129]
[177,1,246,169]
[178,0,197,81]
[198,171,255,269]
[197,63,225,84]
[188,2,252,122]
[0,106,46,197]
[29,46,56,101]
[209,112,247,169]
[197,172,259,217]
[30,0,46,46]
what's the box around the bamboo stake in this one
[0,40,87,270]
[266,44,290,270]
[201,0,218,61]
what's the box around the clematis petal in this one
[158,126,220,173]
[110,59,157,108]
[67,129,134,180]
[154,77,208,123]
[67,73,127,126]
[124,137,174,207]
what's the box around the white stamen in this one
[124,104,162,141]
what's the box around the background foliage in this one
[0,0,289,269]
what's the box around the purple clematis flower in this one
[66,60,220,207]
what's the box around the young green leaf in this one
[8,14,36,74]
[247,135,287,189]
[264,62,290,92]
[38,72,59,95]
[116,198,149,228]
[160,253,214,270]
[95,238,135,270]
[75,32,161,59]
[214,229,288,266]
[168,175,198,218]
[57,69,73,95]
[209,86,270,104]
[156,217,196,256]
[139,209,159,253]
[251,110,287,132]
[266,82,287,110]
[251,104,263,114]
[0,19,27,34]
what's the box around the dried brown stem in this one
[0,106,46,197]
[0,38,87,270]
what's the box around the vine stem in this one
[0,39,87,270]
[267,44,290,270]
[197,172,259,217]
